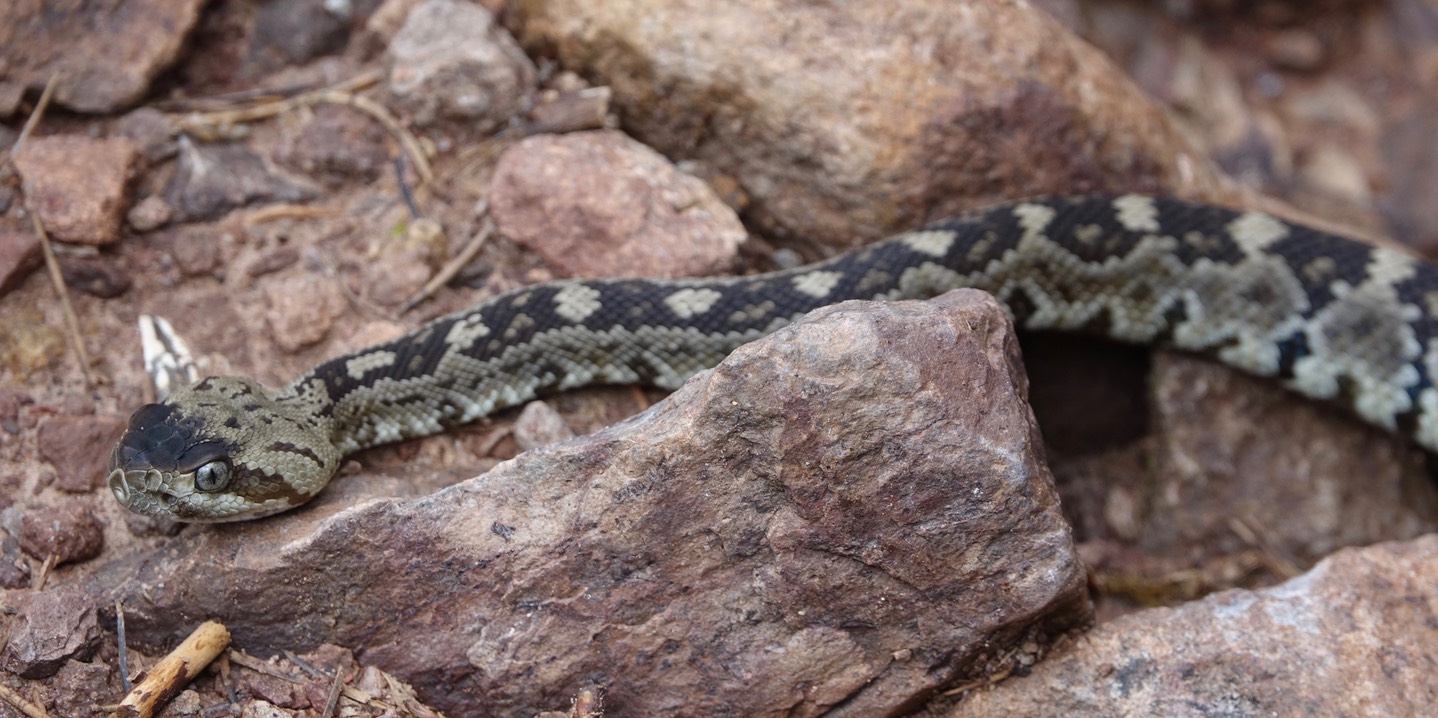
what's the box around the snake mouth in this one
[108,468,187,519]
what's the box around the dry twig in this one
[0,684,52,718]
[158,71,379,112]
[113,621,231,718]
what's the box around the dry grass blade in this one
[242,204,338,226]
[116,600,132,692]
[399,217,494,313]
[312,90,433,184]
[1228,516,1303,579]
[32,553,56,591]
[319,666,345,718]
[13,73,58,149]
[10,73,97,389]
[225,650,300,682]
[171,74,432,186]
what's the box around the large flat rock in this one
[89,290,1088,716]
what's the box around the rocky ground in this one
[1,0,1437,716]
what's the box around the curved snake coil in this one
[107,195,1438,522]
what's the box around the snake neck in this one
[280,298,768,457]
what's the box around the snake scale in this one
[107,195,1438,522]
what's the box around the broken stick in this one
[113,620,231,718]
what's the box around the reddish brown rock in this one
[0,81,24,118]
[363,245,435,307]
[1142,352,1438,562]
[95,290,1087,717]
[0,231,42,296]
[264,275,349,353]
[0,0,206,112]
[1037,347,1438,611]
[0,389,33,435]
[18,500,104,565]
[0,587,101,679]
[491,131,747,279]
[236,666,306,709]
[945,536,1438,717]
[167,227,223,277]
[276,104,391,186]
[46,659,117,718]
[245,246,302,279]
[37,414,128,493]
[506,0,1231,250]
[11,136,140,245]
[528,85,613,135]
[1383,94,1438,254]
[513,400,576,451]
[387,0,538,130]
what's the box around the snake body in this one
[108,195,1438,522]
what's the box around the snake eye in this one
[194,459,232,492]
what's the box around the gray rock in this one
[58,256,132,299]
[114,107,179,162]
[491,131,747,279]
[95,290,1088,717]
[1381,94,1438,254]
[275,104,391,186]
[47,659,117,718]
[165,141,320,223]
[249,0,353,70]
[387,0,538,130]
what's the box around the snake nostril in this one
[107,469,130,504]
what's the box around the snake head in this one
[107,377,340,522]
